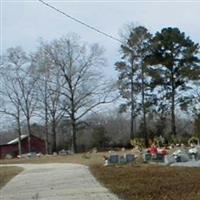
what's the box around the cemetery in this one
[100,136,200,168]
[1,141,200,200]
[143,143,200,166]
[1,1,200,199]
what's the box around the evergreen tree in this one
[146,27,200,136]
[115,26,152,146]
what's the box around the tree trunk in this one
[141,63,148,147]
[27,117,32,153]
[171,71,176,135]
[71,117,77,153]
[171,92,176,135]
[130,100,134,140]
[51,118,57,153]
[70,84,77,153]
[44,80,49,154]
[16,115,22,156]
[45,113,49,154]
[130,55,135,140]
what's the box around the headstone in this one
[92,148,97,153]
[28,152,37,158]
[66,150,73,155]
[126,154,135,163]
[172,149,182,162]
[164,155,176,164]
[36,153,43,157]
[17,154,26,159]
[119,155,126,164]
[156,153,164,162]
[53,152,58,156]
[197,151,200,160]
[180,154,190,162]
[104,159,109,166]
[121,147,125,152]
[5,154,13,159]
[143,153,151,162]
[189,147,199,160]
[109,155,119,164]
[59,149,67,156]
[172,149,190,162]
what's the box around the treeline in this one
[0,26,200,154]
[0,109,196,152]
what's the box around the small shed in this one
[0,134,45,159]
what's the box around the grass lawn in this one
[0,152,106,165]
[90,164,200,200]
[0,150,137,165]
[0,166,23,189]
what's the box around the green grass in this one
[0,166,23,189]
[90,164,200,200]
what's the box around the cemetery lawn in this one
[0,166,23,189]
[0,152,106,165]
[90,164,200,200]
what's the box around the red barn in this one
[0,134,46,159]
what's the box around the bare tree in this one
[33,48,64,153]
[0,47,27,155]
[39,35,116,153]
[32,50,51,154]
[1,47,38,153]
[47,78,64,152]
[17,70,38,152]
[0,81,22,155]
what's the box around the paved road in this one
[0,164,120,200]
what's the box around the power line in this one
[38,0,123,44]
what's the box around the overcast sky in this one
[1,0,200,78]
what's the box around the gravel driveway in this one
[0,163,120,200]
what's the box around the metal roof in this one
[7,135,28,145]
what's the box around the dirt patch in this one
[90,164,200,200]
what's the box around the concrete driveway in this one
[0,163,119,200]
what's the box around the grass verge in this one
[0,152,106,166]
[0,166,23,189]
[90,164,200,200]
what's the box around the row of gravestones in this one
[143,150,200,164]
[143,153,165,163]
[52,149,73,156]
[106,154,135,165]
[143,152,190,164]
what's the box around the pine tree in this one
[146,27,200,136]
[115,26,152,146]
